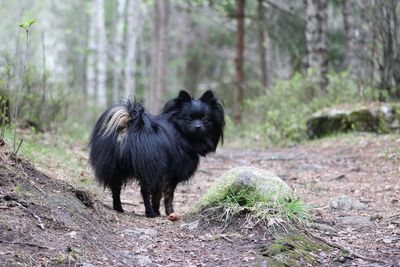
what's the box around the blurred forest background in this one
[0,0,399,147]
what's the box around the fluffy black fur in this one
[89,90,225,217]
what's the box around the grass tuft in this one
[190,167,310,229]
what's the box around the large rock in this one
[307,102,400,138]
[195,166,293,211]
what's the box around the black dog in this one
[89,90,224,217]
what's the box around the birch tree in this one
[96,0,107,109]
[123,0,143,98]
[112,0,126,102]
[86,1,97,107]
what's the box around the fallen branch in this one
[304,228,389,265]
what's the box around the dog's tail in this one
[89,99,144,187]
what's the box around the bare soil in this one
[0,133,399,266]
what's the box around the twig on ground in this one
[121,201,138,206]
[220,234,234,243]
[13,200,45,230]
[0,240,52,250]
[30,181,46,194]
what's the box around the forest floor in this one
[0,132,399,266]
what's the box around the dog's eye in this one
[186,119,192,123]
[202,118,208,123]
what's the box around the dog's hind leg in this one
[151,191,162,216]
[164,182,178,215]
[141,188,157,218]
[111,181,124,213]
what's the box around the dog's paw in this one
[167,213,181,221]
[114,207,124,213]
[145,212,158,218]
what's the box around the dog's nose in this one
[195,124,201,129]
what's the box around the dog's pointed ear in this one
[178,90,192,102]
[199,90,215,102]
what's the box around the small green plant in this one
[12,19,36,153]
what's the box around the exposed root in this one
[304,228,389,265]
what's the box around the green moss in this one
[261,234,331,266]
[349,110,377,131]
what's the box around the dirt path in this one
[1,133,400,266]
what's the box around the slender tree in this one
[86,1,97,107]
[258,0,268,88]
[148,0,170,113]
[112,0,127,102]
[305,0,328,91]
[180,2,194,95]
[124,0,143,98]
[233,0,245,124]
[96,0,107,109]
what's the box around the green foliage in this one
[227,72,380,147]
[17,66,68,131]
[0,48,69,132]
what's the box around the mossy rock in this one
[307,102,400,139]
[190,167,307,223]
[261,234,331,266]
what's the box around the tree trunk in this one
[305,0,328,91]
[86,1,97,107]
[375,0,400,98]
[96,0,107,109]
[342,0,362,81]
[258,0,268,88]
[233,0,245,124]
[124,0,143,98]
[148,0,170,113]
[112,0,126,102]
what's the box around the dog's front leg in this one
[151,191,162,216]
[164,182,178,215]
